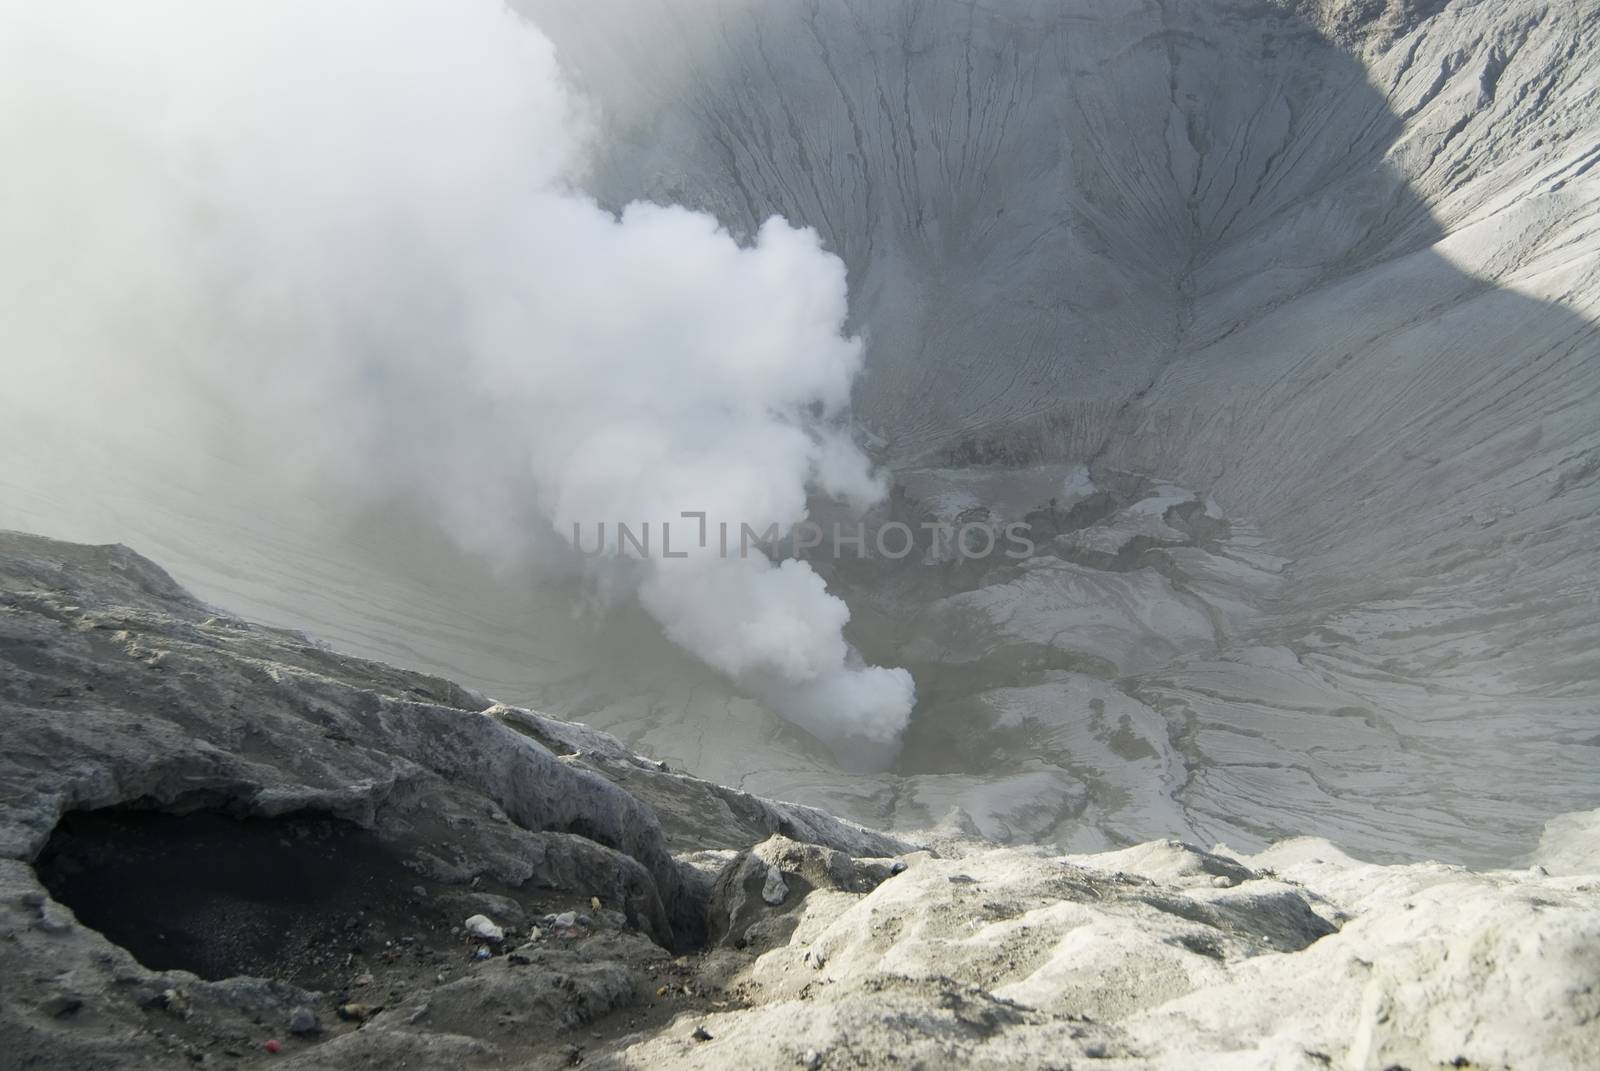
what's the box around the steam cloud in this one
[0,0,914,744]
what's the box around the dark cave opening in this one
[33,808,460,990]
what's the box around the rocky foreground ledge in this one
[0,531,1595,1070]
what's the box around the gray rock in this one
[625,842,1600,1070]
[287,1006,321,1036]
[709,836,900,948]
[760,865,788,907]
[463,914,504,944]
[0,533,914,955]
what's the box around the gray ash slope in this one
[2,531,1597,1070]
[514,0,1600,861]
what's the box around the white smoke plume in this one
[0,0,914,744]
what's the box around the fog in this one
[0,0,913,744]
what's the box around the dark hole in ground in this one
[34,808,463,989]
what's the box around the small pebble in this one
[691,1026,714,1042]
[287,1006,320,1036]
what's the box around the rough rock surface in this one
[640,835,1600,1070]
[0,531,909,944]
[2,533,1597,1069]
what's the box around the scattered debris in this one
[154,988,191,1019]
[337,1003,377,1023]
